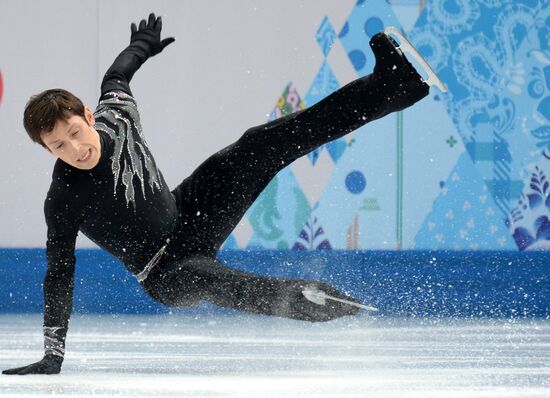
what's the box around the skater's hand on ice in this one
[130,12,175,57]
[2,354,63,375]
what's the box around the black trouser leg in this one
[171,73,403,253]
[143,255,358,322]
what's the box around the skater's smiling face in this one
[40,107,102,170]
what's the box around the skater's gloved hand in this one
[2,354,63,375]
[130,12,175,58]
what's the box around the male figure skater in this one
[3,13,443,375]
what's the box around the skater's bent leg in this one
[141,258,206,308]
[197,256,360,321]
[143,255,358,322]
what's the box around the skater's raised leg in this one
[170,31,430,253]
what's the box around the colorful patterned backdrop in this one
[223,0,550,252]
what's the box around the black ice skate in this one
[384,27,448,93]
[287,282,371,322]
[366,27,444,117]
[302,286,378,313]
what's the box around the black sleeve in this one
[43,242,76,357]
[42,181,80,358]
[100,13,174,100]
[44,240,77,330]
[100,43,151,98]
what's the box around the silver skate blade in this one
[384,26,448,93]
[302,287,379,312]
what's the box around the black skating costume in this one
[41,18,429,365]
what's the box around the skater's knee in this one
[168,294,202,308]
[141,267,204,308]
[146,288,202,308]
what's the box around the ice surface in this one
[1,314,549,397]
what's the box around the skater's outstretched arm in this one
[100,12,174,97]
[3,187,80,375]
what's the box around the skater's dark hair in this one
[23,88,86,147]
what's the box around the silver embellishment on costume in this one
[136,238,170,282]
[44,326,65,357]
[94,92,163,208]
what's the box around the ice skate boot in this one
[384,27,448,93]
[302,285,378,313]
[367,31,430,118]
[288,282,372,322]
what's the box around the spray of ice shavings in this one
[94,93,163,208]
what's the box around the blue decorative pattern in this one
[508,160,550,250]
[316,16,337,57]
[338,0,403,76]
[413,0,549,250]
[415,153,515,250]
[293,215,332,250]
[224,0,550,252]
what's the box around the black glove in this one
[2,354,63,375]
[130,12,175,58]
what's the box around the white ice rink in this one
[1,313,549,398]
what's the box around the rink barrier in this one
[0,249,548,318]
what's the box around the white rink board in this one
[1,314,549,398]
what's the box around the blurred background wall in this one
[0,0,548,252]
[1,0,549,316]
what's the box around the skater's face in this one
[40,107,102,170]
